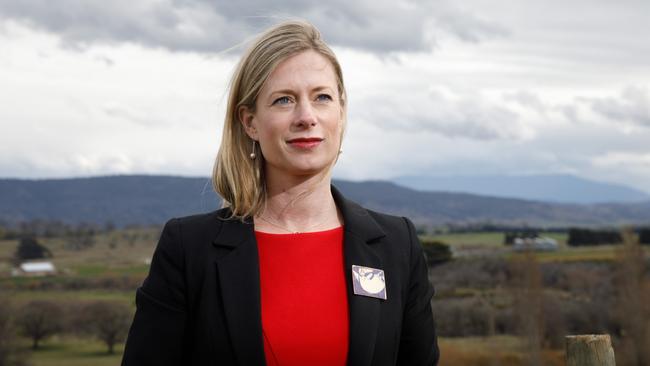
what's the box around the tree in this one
[80,301,132,354]
[16,300,63,350]
[510,249,544,366]
[13,237,52,262]
[567,228,622,246]
[0,296,29,366]
[639,227,650,245]
[613,229,650,366]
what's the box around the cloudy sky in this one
[1,0,649,192]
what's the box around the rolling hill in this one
[1,175,649,227]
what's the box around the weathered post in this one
[566,335,616,366]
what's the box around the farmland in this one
[1,227,649,366]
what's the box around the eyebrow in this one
[268,86,335,97]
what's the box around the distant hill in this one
[1,175,650,227]
[392,174,650,204]
[0,175,220,227]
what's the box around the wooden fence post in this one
[566,335,616,366]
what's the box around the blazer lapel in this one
[332,186,387,366]
[212,215,266,366]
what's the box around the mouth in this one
[286,137,324,149]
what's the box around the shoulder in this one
[362,207,421,260]
[160,207,235,249]
[342,196,416,240]
[332,183,416,239]
[169,207,230,229]
[365,208,414,234]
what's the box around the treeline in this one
[501,227,650,246]
[429,223,568,235]
[0,220,111,240]
[567,228,622,246]
[0,297,133,364]
[567,227,650,246]
[0,219,159,240]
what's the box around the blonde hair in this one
[212,20,347,220]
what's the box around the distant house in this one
[513,237,558,252]
[12,261,57,277]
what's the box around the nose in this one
[294,99,317,128]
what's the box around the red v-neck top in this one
[255,226,349,366]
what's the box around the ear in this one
[238,105,258,141]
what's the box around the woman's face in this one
[240,50,344,179]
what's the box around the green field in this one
[25,337,124,366]
[423,231,568,248]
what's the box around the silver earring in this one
[250,140,256,159]
[338,148,343,154]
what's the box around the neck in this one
[255,169,341,233]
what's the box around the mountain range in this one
[1,175,649,228]
[392,174,650,204]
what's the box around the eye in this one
[272,96,292,105]
[316,94,333,102]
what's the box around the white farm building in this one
[12,261,57,277]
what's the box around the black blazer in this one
[122,185,439,366]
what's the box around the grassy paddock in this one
[26,336,124,366]
[439,336,564,366]
[422,232,509,248]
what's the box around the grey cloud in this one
[0,0,508,54]
[560,104,580,123]
[94,54,114,66]
[103,103,161,127]
[355,90,525,141]
[589,86,650,127]
[503,90,547,115]
[432,6,509,43]
[0,0,248,53]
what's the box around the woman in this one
[122,20,439,366]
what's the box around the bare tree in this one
[80,301,132,354]
[510,249,544,366]
[614,228,650,366]
[16,300,63,350]
[0,297,29,366]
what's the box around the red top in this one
[255,226,349,366]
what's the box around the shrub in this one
[433,297,493,337]
[420,239,452,267]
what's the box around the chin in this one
[284,160,334,177]
[289,165,330,177]
[266,153,337,177]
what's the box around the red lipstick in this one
[287,137,323,149]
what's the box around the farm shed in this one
[12,261,57,277]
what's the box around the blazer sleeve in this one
[122,218,187,366]
[396,217,440,366]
